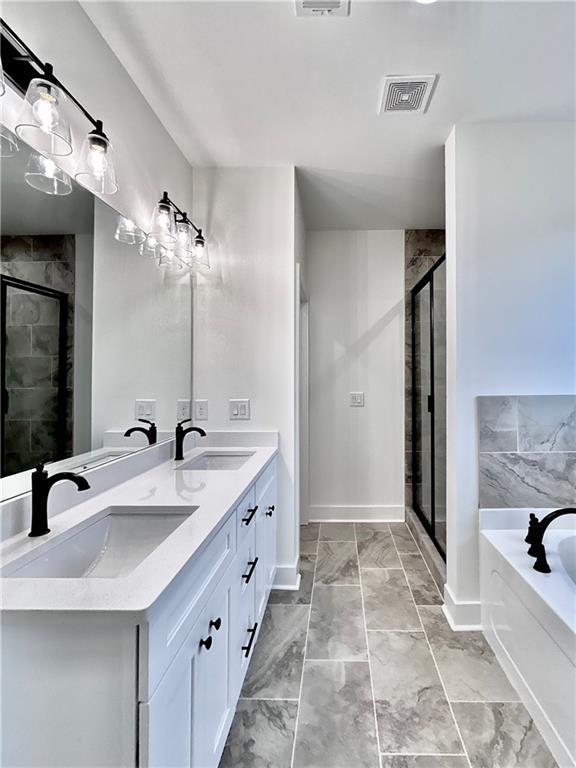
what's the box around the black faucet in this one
[175,419,206,460]
[524,508,576,573]
[124,419,157,445]
[29,463,91,537]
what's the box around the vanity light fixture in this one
[148,191,209,271]
[0,123,18,157]
[115,215,146,246]
[140,234,160,259]
[149,192,177,246]
[1,18,119,194]
[24,149,72,196]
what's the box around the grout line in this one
[238,696,300,702]
[390,531,473,768]
[289,531,319,768]
[303,657,368,663]
[355,523,384,768]
[380,753,468,757]
[366,628,424,633]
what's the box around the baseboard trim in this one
[308,504,404,522]
[443,584,481,630]
[273,562,300,590]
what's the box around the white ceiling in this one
[82,0,575,230]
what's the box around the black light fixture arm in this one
[0,18,105,135]
[160,191,203,237]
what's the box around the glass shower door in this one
[411,256,446,559]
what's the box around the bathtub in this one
[481,513,576,768]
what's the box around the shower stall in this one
[411,255,446,559]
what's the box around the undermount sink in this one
[3,506,196,579]
[177,451,254,471]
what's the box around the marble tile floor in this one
[219,522,557,768]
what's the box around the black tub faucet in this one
[124,419,157,445]
[30,463,91,537]
[525,508,576,573]
[175,420,206,460]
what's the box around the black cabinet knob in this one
[266,505,275,517]
[199,636,213,651]
[209,617,222,631]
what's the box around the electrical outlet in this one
[135,399,156,420]
[350,392,365,407]
[194,399,208,421]
[229,399,251,420]
[177,399,191,421]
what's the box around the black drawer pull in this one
[199,636,212,651]
[242,557,259,584]
[242,505,258,526]
[242,623,258,658]
[209,617,222,631]
[266,505,275,517]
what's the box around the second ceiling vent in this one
[379,74,438,114]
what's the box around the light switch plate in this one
[135,399,156,420]
[194,399,208,421]
[229,399,251,420]
[350,392,365,407]
[177,399,192,421]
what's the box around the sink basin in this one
[3,506,196,579]
[177,452,254,471]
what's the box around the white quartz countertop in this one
[0,446,277,616]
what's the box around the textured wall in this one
[478,395,576,508]
[404,230,445,510]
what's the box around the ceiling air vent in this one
[295,0,350,17]
[378,74,438,114]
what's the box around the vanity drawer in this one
[142,513,236,699]
[236,485,257,544]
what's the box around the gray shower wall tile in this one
[477,396,518,452]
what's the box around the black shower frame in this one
[410,254,446,561]
[1,275,69,477]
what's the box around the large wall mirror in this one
[1,141,192,501]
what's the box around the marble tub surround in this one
[220,520,556,768]
[478,395,576,508]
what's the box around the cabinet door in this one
[230,526,257,701]
[256,467,278,608]
[192,578,233,768]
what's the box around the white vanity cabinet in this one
[140,458,277,768]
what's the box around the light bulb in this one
[74,124,118,195]
[31,87,60,132]
[87,142,108,179]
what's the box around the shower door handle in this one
[427,394,433,413]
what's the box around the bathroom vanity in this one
[0,446,278,768]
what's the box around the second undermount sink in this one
[3,506,196,579]
[177,451,255,471]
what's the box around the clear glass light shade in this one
[24,150,72,196]
[149,201,176,246]
[192,238,210,273]
[175,220,194,256]
[75,130,118,195]
[0,124,19,157]
[15,78,72,156]
[115,215,145,245]
[140,234,159,259]
[0,56,6,98]
[157,245,183,272]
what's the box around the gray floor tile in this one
[390,522,419,553]
[241,604,308,699]
[307,585,367,660]
[315,541,359,585]
[269,555,316,605]
[293,660,379,768]
[219,699,298,768]
[356,523,401,568]
[319,522,355,541]
[452,702,558,768]
[300,523,319,555]
[369,631,463,755]
[401,554,442,606]
[361,568,421,630]
[381,758,468,768]
[419,607,519,702]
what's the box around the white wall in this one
[445,122,576,626]
[307,230,405,521]
[91,200,191,445]
[1,1,194,232]
[192,167,299,587]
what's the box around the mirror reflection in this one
[1,141,192,499]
